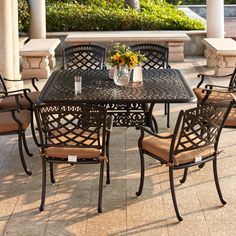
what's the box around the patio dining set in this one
[0,43,236,222]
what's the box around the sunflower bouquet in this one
[108,43,146,69]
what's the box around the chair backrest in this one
[35,103,107,154]
[228,68,236,88]
[0,74,7,96]
[62,44,106,70]
[170,103,233,162]
[130,43,169,70]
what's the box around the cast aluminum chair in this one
[135,102,233,221]
[0,74,40,146]
[193,68,236,127]
[35,103,112,213]
[62,44,106,70]
[0,94,33,175]
[130,43,171,128]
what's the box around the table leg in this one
[148,103,158,133]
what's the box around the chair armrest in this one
[197,73,233,88]
[1,89,32,108]
[136,125,173,139]
[4,77,39,91]
[196,74,207,88]
[198,73,233,79]
[7,88,31,94]
[205,84,236,91]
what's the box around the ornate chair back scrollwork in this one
[130,43,170,70]
[62,44,106,70]
[136,102,233,221]
[130,43,171,128]
[35,103,112,213]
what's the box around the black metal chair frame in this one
[136,102,233,221]
[35,103,113,213]
[0,94,33,175]
[130,43,171,128]
[195,68,236,106]
[62,44,106,70]
[195,68,236,129]
[0,74,40,146]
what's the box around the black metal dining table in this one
[37,68,194,131]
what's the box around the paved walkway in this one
[225,17,236,40]
[1,57,236,235]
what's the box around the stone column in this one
[12,0,21,81]
[0,0,20,88]
[29,0,46,39]
[0,0,13,80]
[206,0,224,38]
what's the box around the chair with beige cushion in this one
[35,103,112,213]
[193,68,236,127]
[0,74,40,145]
[130,43,171,129]
[136,103,233,221]
[0,94,32,175]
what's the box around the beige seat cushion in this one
[45,146,101,159]
[0,110,31,132]
[193,87,234,103]
[0,91,39,110]
[142,132,215,165]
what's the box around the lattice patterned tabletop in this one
[38,69,194,104]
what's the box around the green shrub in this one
[19,0,205,33]
[46,0,205,31]
[18,0,30,32]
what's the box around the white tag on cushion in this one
[195,156,202,162]
[68,155,77,162]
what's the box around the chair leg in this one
[148,103,158,132]
[106,158,110,185]
[169,167,183,221]
[39,158,47,211]
[50,163,55,184]
[213,158,226,205]
[136,150,145,196]
[106,136,110,185]
[164,103,167,115]
[18,132,32,176]
[31,112,40,147]
[167,103,170,128]
[22,132,33,157]
[180,167,188,184]
[98,161,104,213]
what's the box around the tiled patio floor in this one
[1,57,236,235]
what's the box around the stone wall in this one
[180,5,236,18]
[47,30,207,58]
